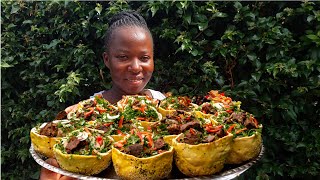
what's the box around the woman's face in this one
[103,26,154,95]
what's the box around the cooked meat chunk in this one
[226,112,246,124]
[95,125,110,132]
[180,120,201,132]
[202,135,216,143]
[183,130,201,145]
[216,128,226,138]
[55,110,67,120]
[65,137,80,154]
[201,103,217,114]
[153,138,165,150]
[165,119,179,125]
[40,122,58,137]
[244,117,259,129]
[167,124,181,135]
[126,144,143,157]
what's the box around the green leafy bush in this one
[1,1,319,179]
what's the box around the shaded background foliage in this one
[1,1,320,179]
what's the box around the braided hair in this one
[104,11,153,53]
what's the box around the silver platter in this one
[30,144,264,180]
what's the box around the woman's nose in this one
[128,58,142,72]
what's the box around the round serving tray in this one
[30,144,264,180]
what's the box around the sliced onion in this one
[39,122,47,129]
[76,131,88,141]
[52,119,70,124]
[212,103,224,110]
[107,113,120,120]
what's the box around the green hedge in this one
[1,1,320,179]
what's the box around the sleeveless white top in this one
[91,89,166,101]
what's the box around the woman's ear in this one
[103,52,110,69]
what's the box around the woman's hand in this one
[39,158,76,180]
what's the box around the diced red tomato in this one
[84,107,94,119]
[136,117,146,121]
[136,132,144,145]
[227,124,236,133]
[96,106,106,114]
[189,128,196,135]
[146,134,153,148]
[114,141,124,148]
[236,128,247,134]
[139,104,146,113]
[118,116,124,128]
[104,122,113,127]
[96,136,103,146]
[117,129,123,135]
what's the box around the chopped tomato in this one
[146,134,153,148]
[136,117,146,121]
[139,104,146,113]
[96,106,106,114]
[251,116,259,127]
[220,92,225,96]
[96,136,103,146]
[227,124,237,133]
[226,109,233,114]
[189,128,196,135]
[236,128,248,134]
[84,107,94,119]
[114,141,124,148]
[136,132,144,145]
[104,122,113,127]
[95,94,103,98]
[118,116,124,128]
[206,125,223,133]
[117,129,123,135]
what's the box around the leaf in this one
[95,3,102,15]
[204,29,214,37]
[247,53,257,61]
[252,72,262,82]
[306,34,320,41]
[0,62,13,68]
[22,20,32,24]
[150,6,158,17]
[198,21,208,31]
[10,5,19,14]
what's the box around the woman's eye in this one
[116,55,128,60]
[141,56,150,62]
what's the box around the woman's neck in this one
[102,88,124,104]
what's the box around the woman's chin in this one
[124,87,145,95]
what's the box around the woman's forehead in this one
[109,26,153,52]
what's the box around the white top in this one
[90,89,166,101]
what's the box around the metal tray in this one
[30,144,264,180]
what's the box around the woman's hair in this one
[104,11,152,53]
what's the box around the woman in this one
[40,11,165,179]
